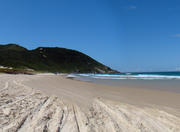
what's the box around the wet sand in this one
[25,74,180,113]
[75,76,180,93]
[0,74,180,131]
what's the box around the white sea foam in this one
[75,73,180,80]
[67,74,77,78]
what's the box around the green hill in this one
[0,44,118,73]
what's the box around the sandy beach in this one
[0,74,180,132]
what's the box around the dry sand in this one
[0,74,180,132]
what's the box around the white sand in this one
[0,74,180,132]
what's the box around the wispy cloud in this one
[128,6,137,10]
[121,6,137,10]
[174,34,180,37]
[168,7,180,11]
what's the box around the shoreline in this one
[73,76,180,93]
[24,74,180,116]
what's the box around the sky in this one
[0,0,180,72]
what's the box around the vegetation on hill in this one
[0,44,118,73]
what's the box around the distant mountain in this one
[0,44,118,73]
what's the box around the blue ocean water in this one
[73,72,180,80]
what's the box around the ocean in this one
[68,72,180,93]
[72,72,180,80]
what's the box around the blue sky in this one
[0,0,180,72]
